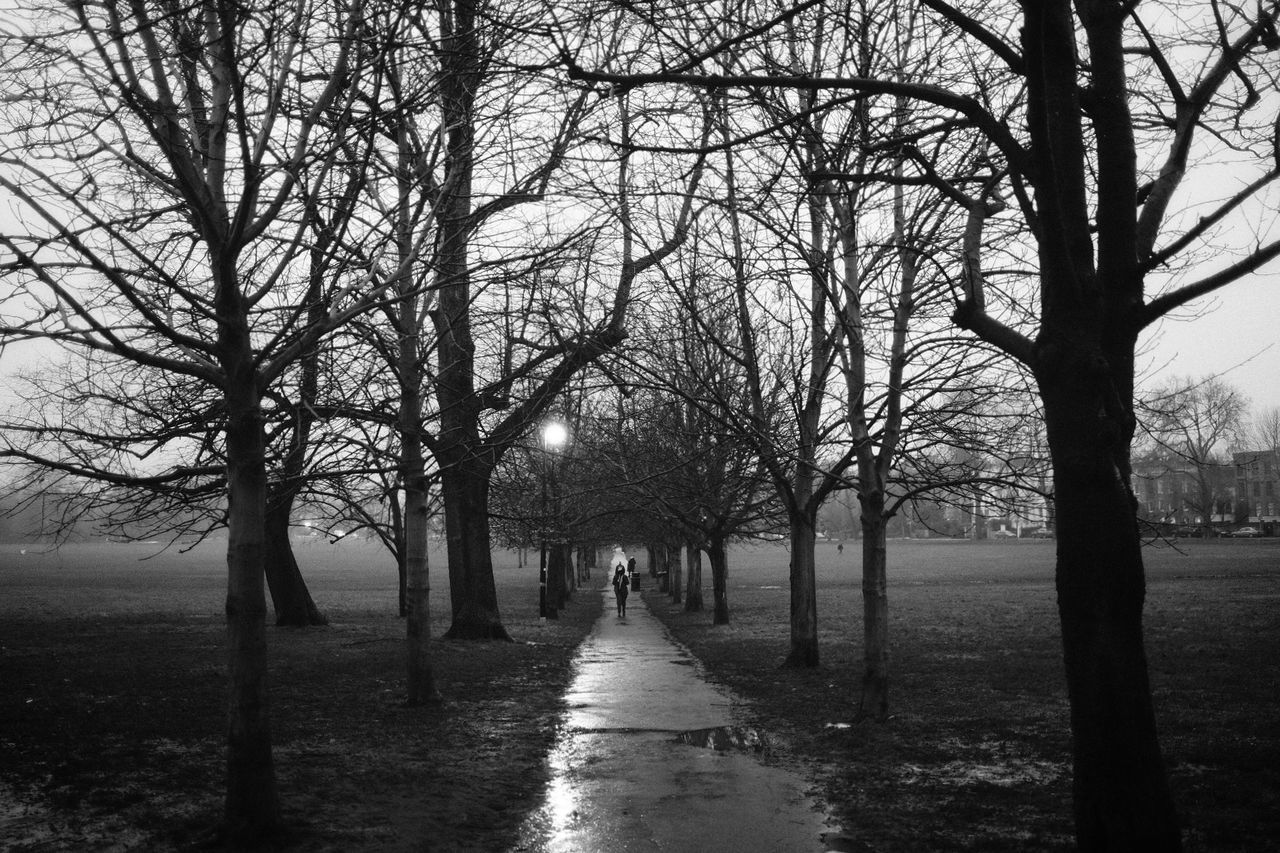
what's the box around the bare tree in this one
[643,3,1026,698]
[565,0,1280,846]
[0,0,379,841]
[424,3,712,640]
[1140,375,1247,533]
[605,309,780,624]
[2,345,329,627]
[1247,405,1280,453]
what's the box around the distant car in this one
[1031,528,1054,539]
[1173,526,1204,538]
[990,528,1017,538]
[1229,526,1261,538]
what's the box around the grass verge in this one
[642,538,1280,852]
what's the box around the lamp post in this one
[539,421,568,620]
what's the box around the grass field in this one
[644,537,1280,852]
[1,536,1277,850]
[0,537,599,852]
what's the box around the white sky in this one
[1139,272,1280,418]
[4,276,1275,412]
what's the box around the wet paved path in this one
[512,585,831,852]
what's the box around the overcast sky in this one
[4,271,1276,428]
[1140,273,1280,421]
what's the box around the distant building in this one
[1131,452,1234,528]
[991,466,1054,536]
[1232,449,1280,528]
[937,453,1054,538]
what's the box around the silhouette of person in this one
[611,544,630,617]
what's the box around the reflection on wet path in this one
[512,587,830,852]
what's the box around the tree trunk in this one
[783,515,819,667]
[539,537,554,619]
[263,492,327,627]
[438,460,511,639]
[260,239,327,629]
[1042,380,1180,850]
[390,97,441,701]
[707,540,729,625]
[545,541,563,620]
[404,466,440,705]
[400,300,439,701]
[433,0,508,642]
[221,381,280,843]
[669,542,682,604]
[560,542,575,605]
[1017,1,1182,832]
[858,498,889,721]
[394,515,408,619]
[384,484,408,617]
[683,543,702,612]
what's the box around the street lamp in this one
[543,421,568,452]
[539,420,568,620]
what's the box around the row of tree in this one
[560,2,1280,848]
[2,0,1279,849]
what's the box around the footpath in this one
[512,583,833,852]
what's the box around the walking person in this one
[611,545,630,617]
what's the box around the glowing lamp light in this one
[543,421,568,451]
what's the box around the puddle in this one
[675,725,767,753]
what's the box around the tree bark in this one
[1018,0,1181,843]
[668,542,682,604]
[545,541,563,620]
[263,492,327,627]
[439,459,511,639]
[389,494,407,618]
[260,236,328,629]
[858,497,889,721]
[1041,365,1180,850]
[401,296,439,701]
[783,515,819,667]
[221,362,280,843]
[430,0,511,642]
[683,543,702,612]
[404,465,440,705]
[539,537,555,619]
[707,539,729,625]
[560,542,575,605]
